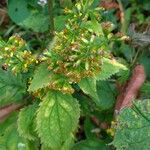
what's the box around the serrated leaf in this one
[113,99,150,150]
[41,136,74,150]
[78,77,98,100]
[36,90,80,149]
[18,103,38,140]
[0,113,38,150]
[0,112,18,136]
[71,139,109,150]
[96,58,127,80]
[0,68,26,106]
[28,63,52,92]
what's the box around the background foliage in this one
[0,0,150,149]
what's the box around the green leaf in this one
[84,20,104,36]
[20,11,49,32]
[84,117,97,139]
[0,113,38,150]
[96,58,127,80]
[28,63,52,92]
[41,137,74,150]
[113,99,150,150]
[0,112,18,136]
[8,0,49,32]
[18,103,38,141]
[8,0,30,24]
[79,78,115,110]
[95,81,116,110]
[0,69,26,106]
[71,139,109,150]
[36,91,80,149]
[141,82,150,99]
[54,15,69,32]
[139,51,150,79]
[79,77,98,99]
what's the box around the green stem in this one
[117,0,126,33]
[48,0,55,38]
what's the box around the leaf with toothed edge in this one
[0,68,26,107]
[36,90,80,149]
[17,103,38,141]
[96,58,127,81]
[113,99,150,150]
[28,63,52,92]
[78,77,98,100]
[0,113,38,150]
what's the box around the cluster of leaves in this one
[0,0,150,150]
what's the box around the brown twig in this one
[115,64,146,115]
[0,103,24,123]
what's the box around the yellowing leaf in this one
[36,91,80,149]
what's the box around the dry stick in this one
[0,103,23,123]
[115,65,146,115]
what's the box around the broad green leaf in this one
[0,113,38,150]
[94,81,116,110]
[28,63,52,92]
[8,0,30,23]
[36,91,80,149]
[8,0,49,32]
[96,58,127,81]
[113,99,150,150]
[71,139,109,150]
[20,11,49,33]
[79,77,98,100]
[0,68,26,106]
[18,103,38,140]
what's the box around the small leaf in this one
[96,58,127,81]
[18,103,38,140]
[113,99,150,150]
[54,15,69,32]
[79,77,98,99]
[71,139,109,150]
[28,63,52,92]
[36,90,80,149]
